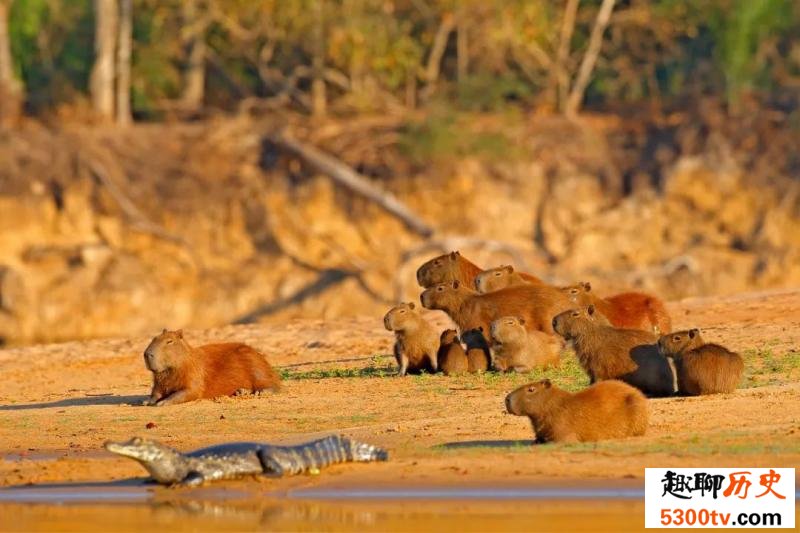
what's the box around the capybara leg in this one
[142,386,162,406]
[155,389,197,406]
[427,352,438,372]
[233,388,252,397]
[398,356,408,376]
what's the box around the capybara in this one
[658,329,744,395]
[490,316,562,372]
[461,327,491,373]
[416,251,542,288]
[437,329,469,375]
[475,265,534,293]
[505,379,648,443]
[552,306,676,397]
[561,282,671,334]
[143,329,280,406]
[420,280,572,335]
[383,302,438,376]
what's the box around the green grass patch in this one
[741,346,800,388]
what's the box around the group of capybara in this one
[137,250,744,446]
[384,251,744,442]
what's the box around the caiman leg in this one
[178,471,206,487]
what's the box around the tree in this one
[0,0,22,125]
[181,0,206,111]
[90,0,117,120]
[116,0,131,125]
[565,0,617,117]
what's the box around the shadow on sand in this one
[0,394,146,411]
[437,440,536,450]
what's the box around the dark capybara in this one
[552,306,676,397]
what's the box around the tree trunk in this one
[421,12,455,99]
[311,0,326,118]
[0,0,23,126]
[115,0,132,126]
[90,0,118,121]
[554,0,579,111]
[565,0,616,117]
[181,0,206,110]
[456,11,468,83]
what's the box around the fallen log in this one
[271,132,434,237]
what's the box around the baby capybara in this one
[490,316,561,372]
[143,329,280,406]
[461,327,491,373]
[505,379,648,443]
[475,265,534,293]
[561,282,671,334]
[420,280,572,335]
[437,329,469,375]
[416,251,542,289]
[658,329,744,395]
[552,306,676,397]
[384,302,439,376]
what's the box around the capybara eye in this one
[437,286,443,291]
[494,272,501,277]
[527,387,535,392]
[165,340,174,345]
[571,289,578,294]
[673,336,680,341]
[399,309,405,313]
[572,311,579,317]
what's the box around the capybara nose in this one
[504,395,511,413]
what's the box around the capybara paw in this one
[232,388,252,397]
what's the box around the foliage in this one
[3,0,800,116]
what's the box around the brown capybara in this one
[383,302,438,376]
[552,306,676,397]
[505,379,648,443]
[658,329,744,395]
[437,329,469,375]
[490,316,562,372]
[475,265,534,293]
[416,251,542,289]
[420,280,572,335]
[461,327,491,373]
[561,282,671,334]
[143,329,280,406]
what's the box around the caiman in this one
[105,434,388,487]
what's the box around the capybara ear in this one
[450,251,459,260]
[541,378,552,388]
[408,302,415,310]
[452,280,460,289]
[175,329,184,339]
[503,264,514,273]
[161,328,167,334]
[582,281,592,292]
[587,304,595,315]
[517,316,526,325]
[689,328,698,338]
[478,326,484,332]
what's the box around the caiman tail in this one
[261,435,388,476]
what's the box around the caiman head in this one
[105,437,189,484]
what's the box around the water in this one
[0,483,648,532]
